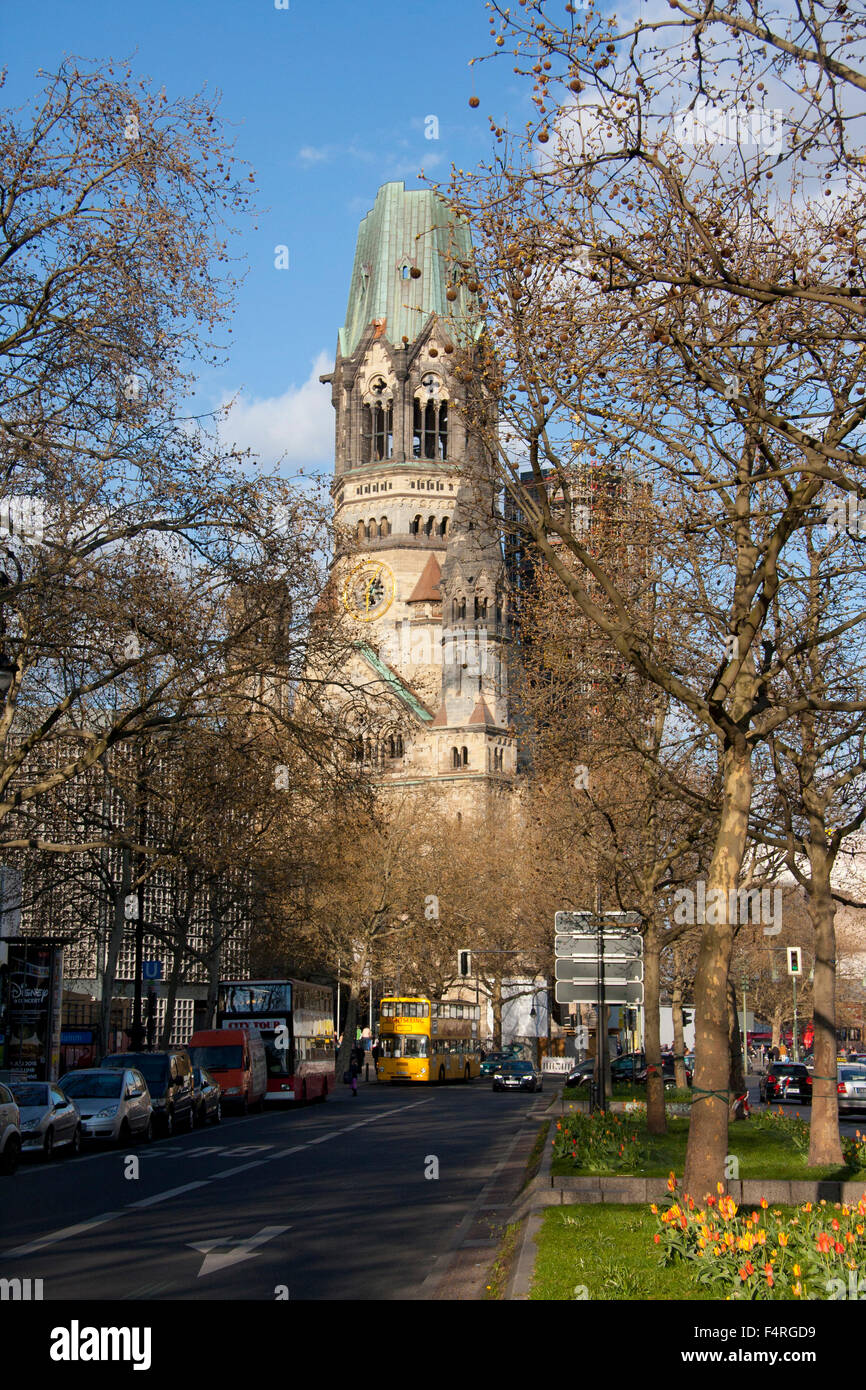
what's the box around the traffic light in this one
[787,947,802,976]
[458,950,471,978]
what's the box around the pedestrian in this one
[349,1053,360,1095]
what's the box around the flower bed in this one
[552,1109,650,1172]
[653,1176,866,1299]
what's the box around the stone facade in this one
[320,182,516,813]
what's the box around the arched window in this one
[410,515,421,536]
[367,518,377,539]
[356,519,366,542]
[362,378,393,462]
[451,747,460,769]
[457,598,466,621]
[412,384,448,460]
[396,734,403,756]
[401,264,410,279]
[461,746,469,767]
[379,516,390,537]
[439,517,448,537]
[425,516,435,536]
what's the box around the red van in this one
[187,1028,267,1112]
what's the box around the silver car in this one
[0,1081,21,1175]
[13,1081,81,1158]
[837,1064,866,1115]
[57,1068,154,1143]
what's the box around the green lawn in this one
[531,1205,716,1300]
[551,1112,856,1180]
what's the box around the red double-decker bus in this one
[217,979,335,1103]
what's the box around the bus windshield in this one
[380,1034,428,1058]
[218,982,292,1015]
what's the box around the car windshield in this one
[774,1064,807,1075]
[189,1045,243,1071]
[60,1073,123,1100]
[12,1084,49,1107]
[501,1062,533,1073]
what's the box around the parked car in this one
[564,1059,594,1088]
[491,1059,543,1093]
[13,1081,81,1158]
[0,1082,21,1175]
[58,1068,153,1143]
[187,1028,267,1111]
[192,1066,222,1126]
[610,1051,645,1084]
[837,1064,866,1115]
[635,1056,693,1088]
[759,1062,812,1105]
[105,1050,195,1136]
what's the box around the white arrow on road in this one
[189,1224,290,1277]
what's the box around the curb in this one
[507,1096,560,1299]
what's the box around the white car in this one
[0,1081,21,1175]
[57,1068,154,1143]
[13,1081,82,1158]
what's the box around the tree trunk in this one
[771,1002,782,1053]
[684,741,752,1199]
[644,919,666,1134]
[672,968,687,1091]
[728,976,746,1106]
[806,845,844,1166]
[492,975,503,1049]
[160,918,188,1050]
[98,851,130,1061]
[336,979,360,1082]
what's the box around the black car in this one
[492,1060,543,1093]
[759,1062,812,1105]
[635,1056,693,1088]
[103,1050,195,1135]
[192,1066,222,1126]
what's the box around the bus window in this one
[403,1036,428,1057]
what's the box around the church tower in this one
[320,182,516,802]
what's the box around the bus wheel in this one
[438,1066,446,1084]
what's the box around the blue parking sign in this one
[142,960,162,981]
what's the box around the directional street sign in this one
[555,958,644,984]
[555,933,643,959]
[555,911,641,933]
[555,981,645,1006]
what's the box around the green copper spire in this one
[338,181,480,357]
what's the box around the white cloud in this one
[217,350,335,473]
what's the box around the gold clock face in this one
[342,560,396,622]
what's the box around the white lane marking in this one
[190,1224,290,1277]
[307,1134,336,1144]
[208,1160,267,1179]
[127,1181,210,1209]
[3,1210,123,1259]
[1,1097,437,1260]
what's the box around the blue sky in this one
[5,0,522,475]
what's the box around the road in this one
[0,1079,547,1301]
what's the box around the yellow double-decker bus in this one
[376,996,482,1083]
